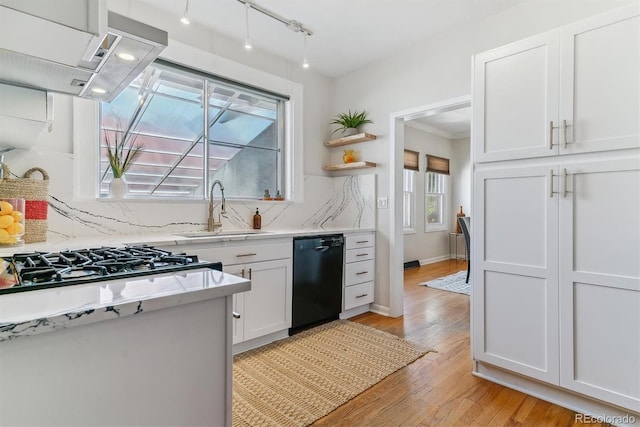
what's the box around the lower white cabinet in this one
[227,258,292,344]
[164,238,292,349]
[342,232,375,315]
[474,156,640,412]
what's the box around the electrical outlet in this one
[377,197,388,209]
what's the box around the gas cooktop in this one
[0,245,222,295]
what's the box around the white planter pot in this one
[342,127,359,137]
[109,177,128,198]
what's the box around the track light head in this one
[181,0,190,25]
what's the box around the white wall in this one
[333,0,634,311]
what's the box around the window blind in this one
[404,149,419,171]
[426,155,450,175]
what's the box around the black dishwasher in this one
[290,234,344,334]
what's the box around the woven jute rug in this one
[233,320,430,427]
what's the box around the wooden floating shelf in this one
[322,161,377,171]
[324,132,377,147]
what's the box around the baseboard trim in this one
[474,362,639,426]
[419,255,450,265]
[369,304,391,317]
[233,330,289,354]
[340,305,370,319]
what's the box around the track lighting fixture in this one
[302,33,310,69]
[236,0,313,69]
[244,2,252,50]
[180,0,190,25]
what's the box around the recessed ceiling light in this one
[91,88,107,94]
[116,52,137,62]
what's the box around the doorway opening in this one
[388,95,471,317]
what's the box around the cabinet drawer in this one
[345,233,375,250]
[345,247,374,263]
[345,259,375,286]
[344,281,374,310]
[174,240,292,267]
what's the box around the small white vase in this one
[109,177,128,198]
[342,127,359,137]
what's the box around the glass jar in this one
[0,198,25,247]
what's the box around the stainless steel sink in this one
[176,230,270,238]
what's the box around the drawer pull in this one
[236,253,257,257]
[355,294,368,298]
[356,253,369,257]
[356,240,369,244]
[356,271,368,275]
[232,312,241,319]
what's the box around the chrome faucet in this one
[207,180,226,232]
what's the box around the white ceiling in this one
[132,0,524,77]
[406,106,472,139]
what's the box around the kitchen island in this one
[0,266,250,427]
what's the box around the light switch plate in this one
[377,197,388,209]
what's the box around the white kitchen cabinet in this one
[473,164,559,384]
[474,156,640,412]
[558,158,640,411]
[342,231,375,316]
[473,4,639,162]
[164,238,292,351]
[472,3,640,416]
[227,258,292,344]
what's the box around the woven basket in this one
[0,164,49,243]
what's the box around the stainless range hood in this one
[0,5,167,102]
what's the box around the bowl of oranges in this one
[0,198,25,247]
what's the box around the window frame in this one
[98,59,287,200]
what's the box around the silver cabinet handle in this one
[248,268,252,280]
[549,121,559,149]
[356,253,369,257]
[232,311,241,319]
[355,294,368,298]
[236,253,257,257]
[549,169,558,198]
[562,168,570,198]
[356,240,369,244]
[562,119,574,148]
[240,269,245,278]
[356,271,368,275]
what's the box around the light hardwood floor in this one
[312,260,607,427]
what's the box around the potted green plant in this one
[104,127,143,197]
[330,110,373,136]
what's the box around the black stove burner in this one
[0,245,222,295]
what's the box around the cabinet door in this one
[559,158,640,411]
[474,165,560,383]
[473,31,560,162]
[225,265,247,345]
[560,5,640,155]
[243,258,292,341]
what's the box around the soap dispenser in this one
[253,208,262,230]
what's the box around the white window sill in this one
[403,228,416,235]
[424,226,447,233]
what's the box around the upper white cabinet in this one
[473,4,639,162]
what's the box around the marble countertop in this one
[0,227,374,342]
[0,267,251,342]
[0,227,375,256]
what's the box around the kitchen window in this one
[98,60,287,199]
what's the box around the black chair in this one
[457,216,471,283]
